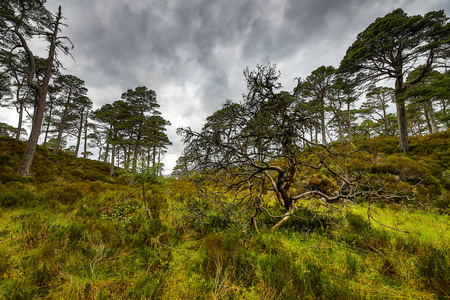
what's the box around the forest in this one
[1,1,450,299]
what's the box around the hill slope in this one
[0,132,449,299]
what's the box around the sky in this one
[2,0,449,174]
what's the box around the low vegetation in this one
[0,132,449,299]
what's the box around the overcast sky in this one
[2,0,449,174]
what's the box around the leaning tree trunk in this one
[18,8,61,176]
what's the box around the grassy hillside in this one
[0,133,449,299]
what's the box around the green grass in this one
[0,133,449,299]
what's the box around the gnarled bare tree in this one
[179,64,412,230]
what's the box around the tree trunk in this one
[104,125,112,163]
[16,101,24,140]
[427,101,438,133]
[110,142,115,177]
[18,7,62,176]
[53,88,73,153]
[441,99,449,128]
[382,102,390,136]
[152,145,157,168]
[396,99,409,152]
[43,96,54,147]
[337,118,343,141]
[74,113,83,157]
[320,98,326,144]
[129,142,141,185]
[423,103,433,133]
[53,115,66,152]
[98,147,102,161]
[83,112,88,159]
[395,78,409,153]
[347,101,352,142]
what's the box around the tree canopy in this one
[340,8,450,152]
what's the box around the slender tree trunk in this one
[104,125,112,163]
[16,101,24,140]
[18,7,62,176]
[320,97,326,144]
[74,113,83,157]
[43,96,54,147]
[152,145,157,168]
[53,116,66,153]
[395,78,409,153]
[427,101,438,133]
[315,125,319,143]
[98,147,102,161]
[441,99,449,128]
[337,118,343,141]
[382,102,390,136]
[423,103,433,133]
[129,142,141,185]
[110,142,115,177]
[104,142,109,162]
[83,113,88,159]
[347,101,352,142]
[53,88,73,153]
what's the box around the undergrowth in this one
[0,133,449,299]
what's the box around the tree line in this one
[176,8,449,228]
[0,0,171,176]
